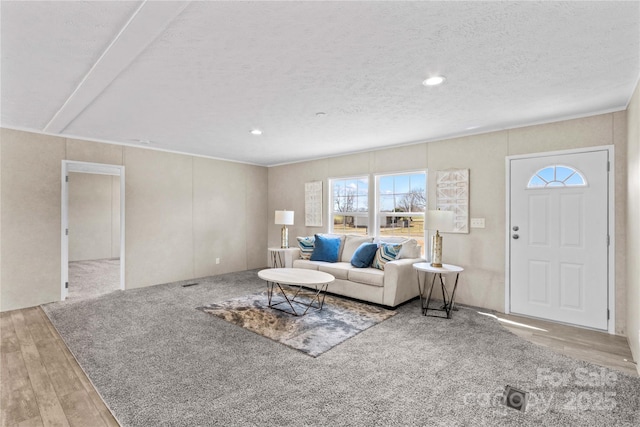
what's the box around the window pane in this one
[380,195,395,212]
[357,178,369,196]
[356,196,368,212]
[394,175,410,193]
[409,174,426,192]
[331,176,369,234]
[528,176,546,187]
[379,176,394,194]
[537,167,554,182]
[555,166,573,181]
[565,173,585,186]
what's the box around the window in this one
[376,172,427,252]
[329,176,369,235]
[527,165,586,188]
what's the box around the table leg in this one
[270,251,284,268]
[447,273,460,319]
[423,272,438,316]
[266,281,329,316]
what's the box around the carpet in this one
[198,291,395,357]
[68,258,120,300]
[42,269,640,426]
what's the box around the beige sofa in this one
[292,234,423,308]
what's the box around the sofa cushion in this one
[341,235,374,262]
[292,259,320,270]
[318,262,352,280]
[348,267,385,287]
[311,234,341,262]
[372,243,402,270]
[296,236,315,260]
[350,242,378,268]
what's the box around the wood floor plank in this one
[16,416,44,427]
[2,349,41,426]
[22,309,54,346]
[58,390,108,427]
[12,311,71,427]
[35,309,119,427]
[0,313,20,354]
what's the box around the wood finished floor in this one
[1,307,637,426]
[496,312,638,377]
[1,307,119,427]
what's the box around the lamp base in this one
[430,231,443,268]
[280,226,289,249]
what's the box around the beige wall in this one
[68,173,120,261]
[626,81,640,373]
[268,112,628,333]
[0,128,268,311]
[0,130,66,310]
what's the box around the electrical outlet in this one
[470,218,485,228]
[215,258,220,264]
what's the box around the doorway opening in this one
[61,161,125,301]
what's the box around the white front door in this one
[509,150,609,330]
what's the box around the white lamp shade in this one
[426,210,454,232]
[275,210,294,225]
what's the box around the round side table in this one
[413,262,464,319]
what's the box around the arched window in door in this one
[527,165,586,188]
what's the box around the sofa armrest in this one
[382,258,424,306]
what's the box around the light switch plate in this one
[470,218,485,228]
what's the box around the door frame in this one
[61,160,125,300]
[504,145,615,334]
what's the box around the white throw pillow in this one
[398,238,421,259]
[341,235,375,262]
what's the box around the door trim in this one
[61,160,125,300]
[504,146,615,334]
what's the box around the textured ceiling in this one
[2,1,639,166]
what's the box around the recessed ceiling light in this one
[422,76,446,86]
[316,112,327,117]
[250,129,262,135]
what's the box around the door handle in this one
[512,234,519,239]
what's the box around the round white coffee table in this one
[258,268,335,316]
[413,262,464,319]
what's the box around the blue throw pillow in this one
[350,243,378,268]
[310,234,341,262]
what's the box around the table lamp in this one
[426,209,454,267]
[275,210,294,248]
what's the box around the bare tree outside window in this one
[396,188,426,213]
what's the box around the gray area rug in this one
[198,291,395,357]
[42,269,640,426]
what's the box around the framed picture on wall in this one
[305,181,323,227]
[436,169,469,233]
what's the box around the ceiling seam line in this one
[42,0,149,133]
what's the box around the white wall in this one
[0,129,268,311]
[68,172,120,261]
[268,112,628,333]
[626,81,640,373]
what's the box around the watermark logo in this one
[536,367,618,388]
[461,367,618,415]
